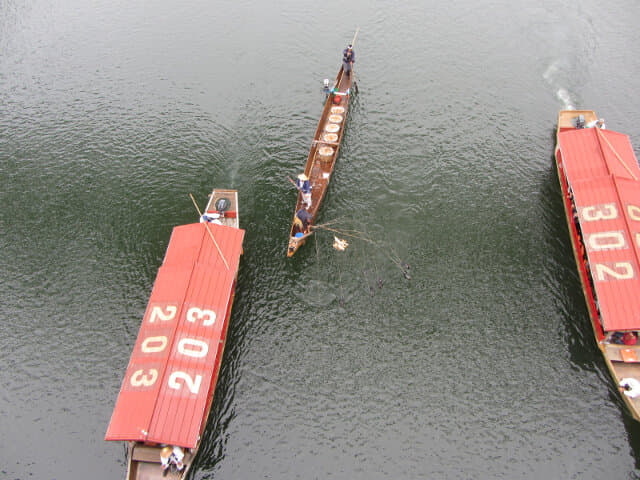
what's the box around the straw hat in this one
[160,446,172,459]
[298,173,308,181]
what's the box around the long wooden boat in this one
[555,110,640,421]
[105,189,245,479]
[286,59,355,257]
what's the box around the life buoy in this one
[620,377,640,398]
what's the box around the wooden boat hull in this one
[554,110,640,421]
[287,64,354,257]
[123,282,236,479]
[107,189,244,479]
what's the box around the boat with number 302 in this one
[555,110,640,420]
[105,188,245,479]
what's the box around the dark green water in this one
[3,1,640,478]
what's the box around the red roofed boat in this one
[105,189,245,478]
[555,110,640,420]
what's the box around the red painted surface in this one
[558,127,640,332]
[106,222,244,448]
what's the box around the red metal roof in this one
[105,222,244,447]
[559,127,640,331]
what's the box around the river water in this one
[3,0,640,479]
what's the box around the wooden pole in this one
[189,193,230,270]
[350,27,360,48]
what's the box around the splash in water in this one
[556,88,574,110]
[544,60,575,110]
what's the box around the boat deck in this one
[287,64,355,256]
[205,189,240,229]
[555,110,640,421]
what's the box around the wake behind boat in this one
[554,110,640,421]
[287,36,357,257]
[105,189,245,479]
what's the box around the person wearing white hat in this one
[160,445,185,475]
[171,446,185,471]
[620,378,640,398]
[296,173,312,208]
[160,446,173,474]
[585,118,605,129]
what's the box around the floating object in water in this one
[333,236,349,251]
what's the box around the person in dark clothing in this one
[294,207,312,235]
[342,44,355,77]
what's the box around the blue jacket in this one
[343,48,355,64]
[296,178,311,194]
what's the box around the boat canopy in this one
[105,222,244,448]
[559,127,640,331]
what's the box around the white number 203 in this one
[168,371,202,394]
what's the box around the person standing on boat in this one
[296,173,312,208]
[342,44,355,77]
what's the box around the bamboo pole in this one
[350,27,360,48]
[596,127,638,181]
[189,193,230,270]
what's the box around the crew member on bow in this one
[342,44,355,77]
[294,206,312,235]
[296,173,312,208]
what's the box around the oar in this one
[350,27,360,48]
[288,176,302,192]
[189,193,230,270]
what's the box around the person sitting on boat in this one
[342,44,355,77]
[608,331,638,345]
[160,445,185,474]
[296,173,312,208]
[160,446,173,474]
[294,206,312,236]
[620,378,640,398]
[585,118,605,129]
[200,212,223,225]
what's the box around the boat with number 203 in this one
[105,188,245,479]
